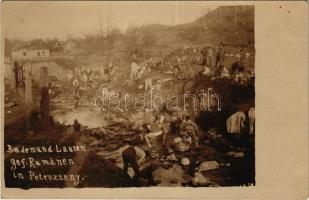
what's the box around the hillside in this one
[134,5,254,50]
[5,5,254,58]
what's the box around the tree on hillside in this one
[78,27,121,55]
[79,33,103,55]
[142,32,158,47]
[4,39,12,57]
[126,31,140,51]
[45,38,63,52]
[105,28,121,50]
[178,25,204,42]
[4,38,25,57]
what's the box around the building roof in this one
[13,41,49,51]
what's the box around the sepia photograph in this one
[2,2,255,189]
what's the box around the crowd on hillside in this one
[129,44,254,93]
[65,42,254,102]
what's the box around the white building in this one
[11,43,50,60]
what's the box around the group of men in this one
[130,60,164,92]
[69,67,101,97]
[68,62,118,104]
[117,109,202,180]
[200,45,250,77]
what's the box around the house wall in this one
[4,58,15,89]
[11,49,50,59]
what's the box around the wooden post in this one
[11,61,16,90]
[40,66,48,88]
[40,86,50,128]
[39,64,50,129]
[25,63,32,105]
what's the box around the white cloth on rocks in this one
[226,111,246,134]
[248,107,255,134]
[131,62,140,78]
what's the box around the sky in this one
[2,1,220,40]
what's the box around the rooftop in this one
[13,41,49,51]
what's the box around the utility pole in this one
[99,19,103,39]
[25,63,32,105]
[217,7,220,23]
[11,60,17,90]
[234,6,237,24]
[219,7,222,23]
[98,17,104,56]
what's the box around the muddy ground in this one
[4,107,255,188]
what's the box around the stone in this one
[198,161,219,172]
[181,157,190,166]
[226,151,244,158]
[166,153,177,161]
[193,172,210,185]
[153,164,185,186]
[175,141,190,152]
[174,137,182,144]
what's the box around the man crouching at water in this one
[122,143,145,179]
[97,140,146,180]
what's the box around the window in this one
[23,51,27,56]
[42,51,45,56]
[37,51,41,56]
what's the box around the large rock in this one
[175,141,190,152]
[153,164,185,186]
[198,161,219,172]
